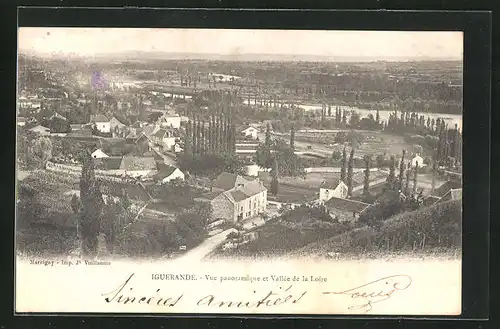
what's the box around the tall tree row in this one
[184,89,237,157]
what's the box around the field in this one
[291,130,423,158]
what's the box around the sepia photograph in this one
[15,27,463,315]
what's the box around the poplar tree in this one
[340,146,347,183]
[363,155,371,199]
[290,126,295,150]
[376,109,380,124]
[347,148,355,197]
[387,156,396,189]
[413,162,419,195]
[398,150,406,191]
[405,161,411,194]
[265,123,272,147]
[271,158,279,196]
[79,151,104,256]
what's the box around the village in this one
[16,54,463,260]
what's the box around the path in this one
[176,228,237,262]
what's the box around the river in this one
[242,100,462,130]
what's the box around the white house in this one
[152,128,176,151]
[91,114,111,134]
[154,165,185,184]
[195,172,267,223]
[109,116,127,132]
[240,126,260,140]
[91,149,109,159]
[28,125,50,135]
[411,154,425,167]
[17,117,27,127]
[319,178,349,202]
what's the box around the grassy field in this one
[293,130,422,158]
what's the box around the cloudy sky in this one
[18,28,463,60]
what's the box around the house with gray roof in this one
[324,197,371,223]
[118,156,158,179]
[195,172,268,223]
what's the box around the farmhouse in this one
[324,197,371,223]
[411,154,425,167]
[195,172,268,223]
[109,116,128,137]
[240,126,260,140]
[319,178,348,202]
[152,128,176,151]
[91,114,111,133]
[154,164,185,184]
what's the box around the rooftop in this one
[432,180,462,198]
[120,156,157,171]
[325,197,371,213]
[91,114,109,123]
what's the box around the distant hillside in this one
[290,199,462,258]
[18,50,463,63]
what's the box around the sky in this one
[18,28,463,60]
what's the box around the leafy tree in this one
[376,153,386,168]
[28,137,53,169]
[71,194,81,214]
[347,148,355,197]
[349,111,361,128]
[340,147,347,183]
[331,150,342,161]
[79,152,104,256]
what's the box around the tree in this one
[265,123,272,146]
[79,151,104,256]
[71,194,81,214]
[376,109,380,124]
[28,137,53,169]
[347,148,355,197]
[290,126,295,150]
[328,104,332,117]
[398,150,406,191]
[387,156,396,190]
[363,155,371,199]
[340,147,347,183]
[271,158,279,196]
[412,162,419,194]
[405,161,411,195]
[349,111,360,128]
